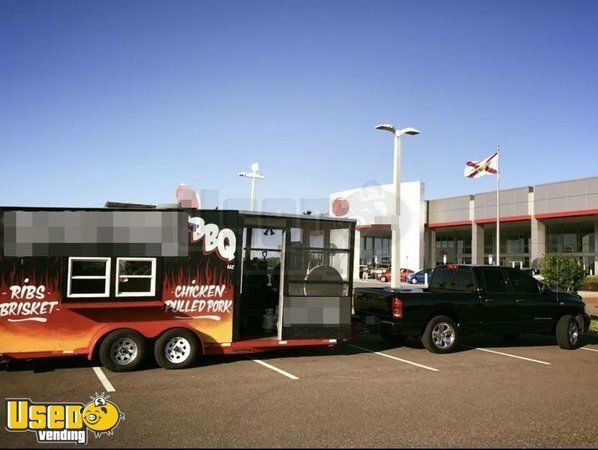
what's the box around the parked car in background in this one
[376,268,413,283]
[406,268,434,284]
[369,264,390,278]
[361,265,377,279]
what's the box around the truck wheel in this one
[155,329,199,369]
[422,316,459,354]
[411,278,418,284]
[555,315,581,350]
[380,276,387,282]
[99,329,147,372]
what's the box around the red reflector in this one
[392,297,403,318]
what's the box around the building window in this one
[67,257,111,298]
[484,226,530,258]
[547,222,595,254]
[382,238,390,256]
[116,258,157,297]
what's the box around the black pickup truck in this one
[353,264,591,353]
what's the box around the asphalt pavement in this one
[2,331,598,448]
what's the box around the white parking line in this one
[92,367,116,392]
[476,348,550,365]
[581,347,598,353]
[253,359,299,380]
[348,344,439,372]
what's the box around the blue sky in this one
[1,0,597,213]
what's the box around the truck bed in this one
[353,286,482,336]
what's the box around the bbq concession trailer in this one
[0,207,355,371]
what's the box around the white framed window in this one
[67,257,111,298]
[115,257,157,297]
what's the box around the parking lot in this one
[2,331,597,448]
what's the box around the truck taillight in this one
[392,297,403,318]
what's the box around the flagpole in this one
[496,146,500,266]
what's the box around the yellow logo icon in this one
[5,393,125,444]
[82,393,124,437]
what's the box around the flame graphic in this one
[0,257,61,301]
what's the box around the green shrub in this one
[539,254,586,293]
[580,275,598,292]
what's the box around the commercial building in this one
[329,176,598,277]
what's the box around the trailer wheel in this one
[99,329,147,372]
[422,315,459,354]
[555,315,581,350]
[154,329,199,370]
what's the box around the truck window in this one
[506,269,540,294]
[453,270,476,292]
[482,269,508,293]
[430,269,475,292]
[430,268,453,289]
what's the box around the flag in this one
[464,151,499,179]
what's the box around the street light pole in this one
[238,162,264,212]
[392,132,402,289]
[375,124,420,289]
[250,176,257,212]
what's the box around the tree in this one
[540,254,586,293]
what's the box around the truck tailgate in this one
[353,287,427,316]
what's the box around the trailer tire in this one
[555,315,581,350]
[99,329,147,372]
[154,329,199,370]
[422,315,459,354]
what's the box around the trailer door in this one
[238,226,286,340]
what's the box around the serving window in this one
[66,256,158,300]
[67,257,111,298]
[116,258,157,297]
